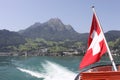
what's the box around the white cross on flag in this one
[80,13,107,69]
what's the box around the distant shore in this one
[0,51,81,56]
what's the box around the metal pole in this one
[92,6,117,71]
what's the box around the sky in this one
[0,0,120,33]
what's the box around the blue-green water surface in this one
[0,56,120,80]
[0,56,81,80]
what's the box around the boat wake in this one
[17,60,77,80]
[17,67,45,78]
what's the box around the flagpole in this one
[92,6,117,71]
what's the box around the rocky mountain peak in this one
[19,18,78,41]
[48,18,63,24]
[44,18,74,32]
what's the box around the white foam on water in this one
[17,67,45,78]
[42,61,77,80]
[17,60,77,80]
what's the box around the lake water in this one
[0,56,120,80]
[0,56,82,80]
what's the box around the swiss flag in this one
[79,13,107,69]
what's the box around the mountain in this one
[19,18,82,41]
[105,30,120,41]
[19,18,120,42]
[0,18,120,53]
[0,29,26,51]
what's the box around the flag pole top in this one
[92,6,95,8]
[91,6,95,13]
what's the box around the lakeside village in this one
[0,39,86,56]
[0,38,120,56]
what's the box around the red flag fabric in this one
[79,13,107,69]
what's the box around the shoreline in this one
[0,52,81,56]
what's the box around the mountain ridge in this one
[0,18,120,46]
[0,18,120,53]
[19,18,81,41]
[19,18,120,42]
